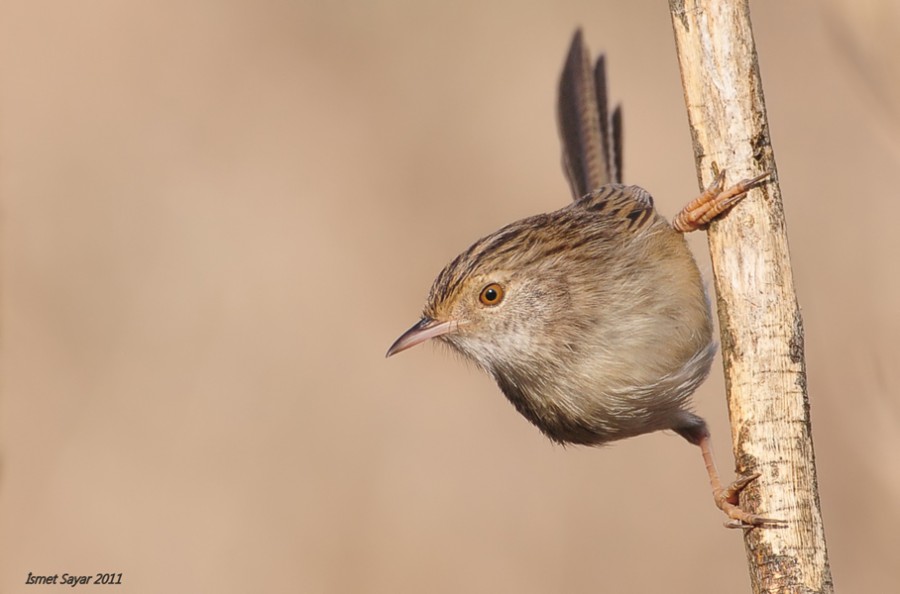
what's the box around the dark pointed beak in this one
[386,317,457,357]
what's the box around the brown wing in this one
[575,184,657,232]
[557,29,623,201]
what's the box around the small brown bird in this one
[388,30,778,527]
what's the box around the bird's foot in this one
[672,170,772,233]
[715,473,786,529]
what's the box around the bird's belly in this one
[494,341,715,446]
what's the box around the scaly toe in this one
[720,473,761,505]
[715,473,786,529]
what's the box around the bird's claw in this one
[673,169,773,233]
[715,473,786,529]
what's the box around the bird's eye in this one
[479,283,505,306]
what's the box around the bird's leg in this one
[672,170,771,233]
[697,433,785,529]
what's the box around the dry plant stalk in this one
[668,1,834,593]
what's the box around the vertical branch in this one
[668,1,834,593]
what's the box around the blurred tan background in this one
[1,1,898,592]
